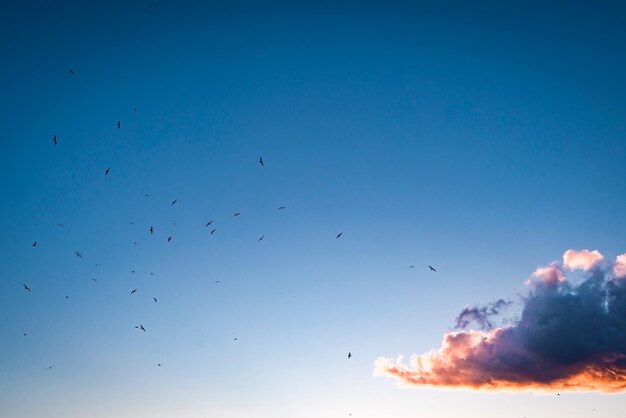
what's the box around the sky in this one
[1,1,626,417]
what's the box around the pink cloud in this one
[531,264,565,283]
[563,249,604,271]
[614,253,626,279]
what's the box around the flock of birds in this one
[13,69,439,418]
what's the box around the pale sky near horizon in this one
[1,1,626,417]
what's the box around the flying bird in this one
[32,241,37,247]
[157,363,162,367]
[69,69,75,75]
[45,365,56,370]
[205,220,213,227]
[409,265,415,269]
[131,289,138,294]
[153,297,157,303]
[91,278,98,282]
[258,235,264,241]
[234,212,240,217]
[53,135,57,145]
[336,232,343,239]
[171,199,178,206]
[259,156,264,166]
[105,168,110,175]
[233,338,238,341]
[135,325,146,332]
[149,226,154,234]
[348,352,352,359]
[74,251,82,258]
[23,284,31,292]
[117,120,120,129]
[429,265,437,272]
[167,236,172,242]
[57,223,64,227]
[278,206,286,210]
[210,229,216,235]
[214,280,220,284]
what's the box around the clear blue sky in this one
[1,1,625,417]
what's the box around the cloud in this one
[454,299,511,331]
[613,253,626,279]
[374,249,626,393]
[563,249,604,271]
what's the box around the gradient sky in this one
[1,1,626,417]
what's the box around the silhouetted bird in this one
[167,236,172,242]
[214,280,220,283]
[45,365,56,370]
[105,168,110,175]
[69,69,75,75]
[57,223,64,227]
[117,120,120,129]
[205,220,213,227]
[348,352,352,359]
[32,241,37,247]
[157,363,162,366]
[233,338,238,341]
[259,156,264,166]
[409,265,415,268]
[74,251,82,258]
[135,325,146,332]
[131,289,138,294]
[429,266,437,272]
[53,135,57,145]
[210,229,216,235]
[91,278,98,282]
[258,235,264,241]
[153,297,157,303]
[23,284,31,292]
[234,212,240,216]
[171,199,178,206]
[336,232,343,239]
[278,206,286,210]
[149,226,154,234]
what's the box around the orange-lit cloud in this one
[563,249,604,271]
[375,249,626,393]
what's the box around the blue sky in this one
[1,1,625,417]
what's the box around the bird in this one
[409,265,415,268]
[157,363,162,367]
[205,220,213,227]
[171,199,178,206]
[69,69,75,75]
[91,278,98,282]
[23,284,31,292]
[131,289,138,294]
[336,232,343,239]
[117,120,120,129]
[167,236,172,242]
[45,365,56,370]
[259,156,264,166]
[149,226,154,234]
[57,223,64,227]
[214,280,220,284]
[429,265,437,272]
[74,251,82,258]
[23,333,27,336]
[65,296,69,299]
[233,338,238,341]
[278,206,286,210]
[105,168,110,175]
[234,212,240,216]
[32,241,37,247]
[153,297,157,303]
[53,135,57,145]
[135,325,146,332]
[348,352,352,359]
[210,229,216,235]
[258,235,264,241]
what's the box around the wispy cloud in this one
[374,249,626,393]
